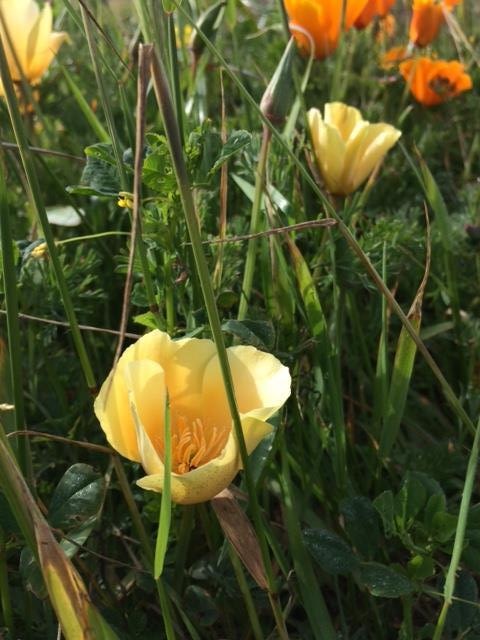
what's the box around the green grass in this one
[0,0,479,638]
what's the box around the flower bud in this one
[260,38,296,125]
[189,0,226,63]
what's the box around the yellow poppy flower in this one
[94,331,291,505]
[0,0,68,95]
[308,102,401,196]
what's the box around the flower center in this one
[168,415,229,475]
[429,75,455,97]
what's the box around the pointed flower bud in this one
[189,0,226,63]
[260,38,296,124]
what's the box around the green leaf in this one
[394,472,427,532]
[340,497,380,559]
[359,562,413,598]
[303,528,359,575]
[431,511,458,543]
[49,464,105,531]
[209,130,251,174]
[373,491,397,538]
[20,547,47,599]
[68,143,120,197]
[221,319,275,350]
[445,571,478,633]
[407,555,435,580]
[424,493,447,531]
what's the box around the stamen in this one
[160,413,229,475]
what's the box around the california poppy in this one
[409,0,461,47]
[95,330,291,504]
[308,102,401,195]
[284,0,370,59]
[400,57,472,106]
[0,0,67,96]
[354,0,396,29]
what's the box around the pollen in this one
[165,415,230,475]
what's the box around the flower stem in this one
[149,46,288,639]
[0,160,32,481]
[237,125,271,321]
[432,416,480,640]
[112,456,176,639]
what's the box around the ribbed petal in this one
[94,330,174,461]
[343,122,401,193]
[201,345,291,429]
[0,0,39,79]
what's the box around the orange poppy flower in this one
[400,57,472,106]
[354,0,396,29]
[409,0,461,47]
[284,0,370,59]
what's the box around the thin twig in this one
[196,219,337,245]
[7,430,112,455]
[0,309,142,340]
[112,43,152,370]
[0,141,85,163]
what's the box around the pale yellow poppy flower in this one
[308,102,401,196]
[94,331,291,505]
[0,0,68,95]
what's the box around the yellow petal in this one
[308,107,345,195]
[343,122,401,193]
[0,0,39,79]
[124,359,166,465]
[163,338,217,415]
[324,102,362,141]
[201,346,291,429]
[94,330,174,461]
[28,24,68,82]
[240,415,273,456]
[137,430,240,505]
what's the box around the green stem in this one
[0,26,96,391]
[237,125,271,320]
[433,416,480,640]
[149,48,288,639]
[0,161,31,480]
[112,456,176,639]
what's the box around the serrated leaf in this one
[359,562,413,598]
[209,130,251,174]
[303,528,359,575]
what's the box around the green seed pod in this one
[260,38,296,124]
[189,0,226,62]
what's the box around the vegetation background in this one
[0,0,479,638]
